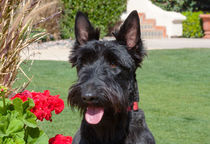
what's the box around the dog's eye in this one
[110,62,117,68]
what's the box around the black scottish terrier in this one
[68,10,155,144]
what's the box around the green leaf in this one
[26,127,49,144]
[23,111,37,128]
[6,119,24,136]
[13,98,24,115]
[23,98,35,111]
[0,98,12,115]
[2,135,25,144]
[12,135,25,144]
[0,135,25,144]
[6,111,24,137]
[2,138,15,144]
[0,116,9,137]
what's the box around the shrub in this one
[151,0,210,12]
[182,11,204,38]
[60,0,126,39]
[34,0,62,40]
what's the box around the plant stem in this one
[0,86,7,113]
[2,94,6,112]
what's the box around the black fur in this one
[68,10,155,144]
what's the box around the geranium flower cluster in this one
[11,90,64,121]
[49,134,73,144]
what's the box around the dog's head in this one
[68,11,145,125]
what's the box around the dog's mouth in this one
[85,106,104,125]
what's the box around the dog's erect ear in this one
[113,10,146,67]
[75,12,100,45]
[113,10,141,49]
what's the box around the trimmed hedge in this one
[60,0,126,39]
[182,11,204,38]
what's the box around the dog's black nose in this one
[82,93,98,103]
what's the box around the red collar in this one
[127,102,139,111]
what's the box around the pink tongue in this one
[85,107,104,125]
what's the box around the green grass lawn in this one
[16,48,210,144]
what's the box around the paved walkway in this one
[145,38,210,49]
[21,38,210,61]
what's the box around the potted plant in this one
[200,14,210,38]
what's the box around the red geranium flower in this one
[11,90,64,121]
[49,134,73,144]
[11,90,32,102]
